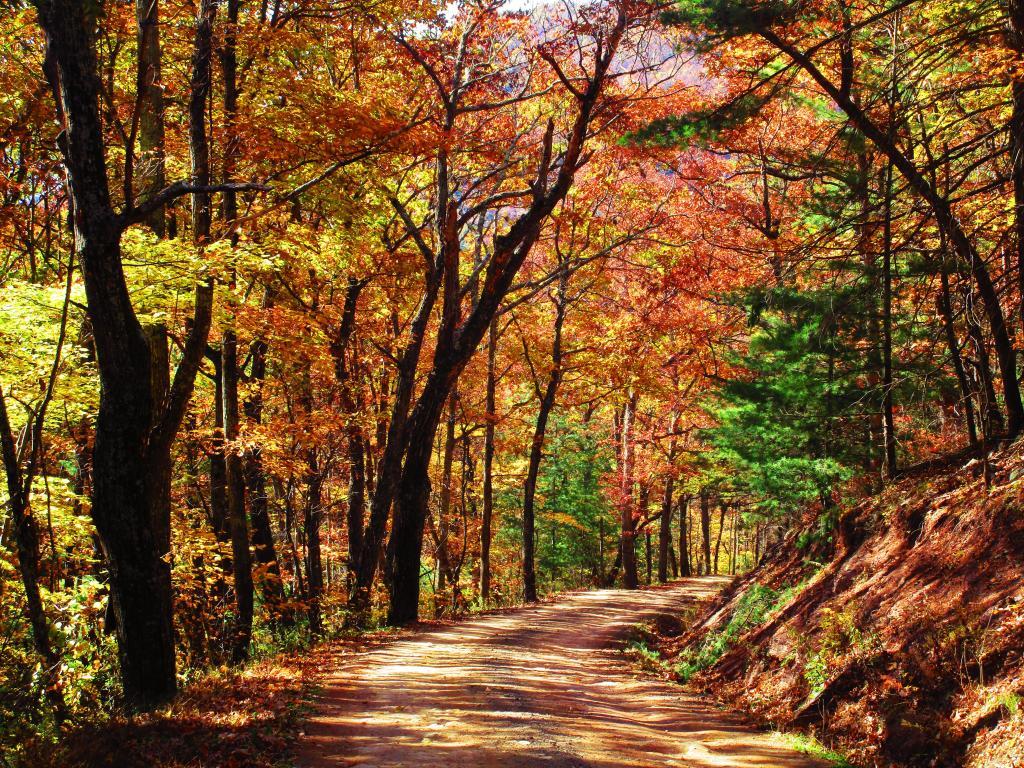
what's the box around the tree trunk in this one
[351,273,441,613]
[327,277,368,593]
[1008,0,1024,335]
[135,0,166,236]
[731,505,739,575]
[619,393,639,590]
[965,296,1004,436]
[937,264,979,446]
[880,33,899,477]
[33,0,217,709]
[208,357,229,540]
[657,476,673,583]
[304,458,325,634]
[678,495,691,577]
[243,305,287,619]
[700,492,712,576]
[480,320,497,604]
[762,28,1024,436]
[713,501,727,575]
[384,14,627,624]
[300,370,325,634]
[222,328,253,661]
[433,394,459,614]
[645,529,652,585]
[0,390,67,721]
[522,272,568,603]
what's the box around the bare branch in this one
[119,181,268,231]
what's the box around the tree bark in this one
[699,492,712,576]
[385,10,628,624]
[522,271,568,602]
[135,0,166,235]
[222,327,253,661]
[678,495,691,577]
[657,475,674,583]
[480,320,497,604]
[619,393,639,590]
[34,0,217,709]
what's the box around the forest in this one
[3,0,1024,765]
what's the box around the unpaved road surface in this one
[296,578,828,767]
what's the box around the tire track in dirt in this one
[296,578,829,767]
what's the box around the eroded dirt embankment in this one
[295,578,828,768]
[664,444,1024,768]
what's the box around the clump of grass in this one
[673,583,783,682]
[623,622,671,673]
[774,731,855,767]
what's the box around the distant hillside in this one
[660,444,1024,767]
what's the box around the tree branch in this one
[119,181,268,231]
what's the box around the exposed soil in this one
[667,442,1024,767]
[295,578,828,767]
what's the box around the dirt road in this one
[296,578,828,767]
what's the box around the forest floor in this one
[294,577,828,768]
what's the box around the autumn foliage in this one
[3,0,1024,762]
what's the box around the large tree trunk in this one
[388,411,442,624]
[350,274,441,613]
[385,12,627,624]
[34,0,215,709]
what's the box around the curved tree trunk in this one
[761,27,1024,437]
